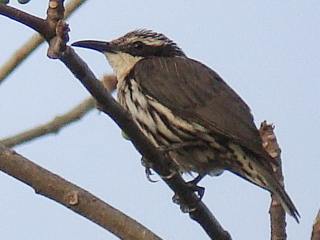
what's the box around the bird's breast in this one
[117,78,205,148]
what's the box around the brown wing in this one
[132,57,267,158]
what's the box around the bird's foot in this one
[183,173,206,199]
[145,167,158,183]
[141,156,178,182]
[189,173,205,186]
[141,157,158,183]
[172,175,205,213]
[186,181,205,200]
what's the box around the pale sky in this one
[1,1,319,239]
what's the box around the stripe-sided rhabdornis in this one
[72,29,300,222]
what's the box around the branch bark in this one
[0,0,86,85]
[259,121,286,240]
[0,2,231,239]
[0,143,162,240]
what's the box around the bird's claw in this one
[187,183,205,200]
[184,174,205,199]
[141,157,158,183]
[172,177,205,213]
[145,167,158,183]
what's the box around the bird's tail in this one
[264,171,300,222]
[227,143,300,222]
[237,164,300,222]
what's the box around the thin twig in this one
[0,74,116,148]
[0,0,86,85]
[259,121,286,240]
[0,143,162,240]
[1,97,94,147]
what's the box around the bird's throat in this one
[104,52,143,83]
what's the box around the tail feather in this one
[272,180,300,222]
[227,143,300,222]
[253,159,300,222]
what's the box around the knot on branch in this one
[65,190,79,206]
[47,20,70,58]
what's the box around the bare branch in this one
[0,3,232,239]
[1,74,116,148]
[0,4,46,34]
[0,143,162,240]
[0,0,86,85]
[259,121,286,240]
[1,97,94,147]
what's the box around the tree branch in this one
[0,2,231,239]
[1,97,94,147]
[259,121,287,240]
[0,143,162,240]
[0,0,86,85]
[0,74,117,148]
[0,4,46,34]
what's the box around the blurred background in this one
[0,1,319,239]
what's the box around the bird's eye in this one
[132,41,144,49]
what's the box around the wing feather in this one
[131,57,268,158]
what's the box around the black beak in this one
[71,40,116,53]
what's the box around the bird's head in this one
[72,29,185,81]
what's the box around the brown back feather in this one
[132,57,273,162]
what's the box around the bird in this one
[72,29,299,221]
